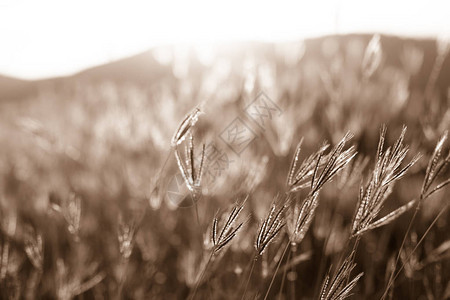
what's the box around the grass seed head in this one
[211,200,247,253]
[352,126,420,236]
[421,130,450,198]
[171,107,203,147]
[174,133,206,194]
[286,192,319,247]
[287,133,355,194]
[255,199,286,256]
[310,132,356,193]
[320,251,363,300]
[287,141,330,193]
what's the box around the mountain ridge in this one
[0,34,447,101]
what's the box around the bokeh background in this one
[0,1,449,299]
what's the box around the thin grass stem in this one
[381,201,449,299]
[263,241,290,300]
[188,251,214,300]
[277,245,292,300]
[241,256,258,300]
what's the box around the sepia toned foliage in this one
[0,34,449,299]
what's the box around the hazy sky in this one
[0,0,449,79]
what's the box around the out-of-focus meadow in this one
[0,34,449,299]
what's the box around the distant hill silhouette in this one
[0,75,37,101]
[76,50,175,84]
[0,34,448,101]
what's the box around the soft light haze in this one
[0,0,449,79]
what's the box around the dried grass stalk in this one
[171,107,203,147]
[255,200,286,256]
[174,134,206,194]
[352,126,421,236]
[286,133,356,246]
[211,201,246,253]
[320,251,363,300]
[421,130,450,198]
[286,192,319,246]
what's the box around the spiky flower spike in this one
[211,200,246,254]
[286,192,319,246]
[363,131,450,237]
[310,132,356,194]
[255,200,286,256]
[421,130,450,198]
[320,251,363,300]
[171,106,203,147]
[286,138,329,192]
[351,126,421,236]
[174,133,206,193]
[379,130,450,229]
[287,133,356,193]
[286,133,356,246]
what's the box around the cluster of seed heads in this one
[287,192,320,246]
[351,129,449,246]
[351,126,421,236]
[211,201,246,254]
[175,134,206,194]
[420,130,450,199]
[309,133,356,194]
[287,138,329,193]
[377,130,450,280]
[320,251,363,300]
[287,133,356,246]
[287,133,355,194]
[255,201,286,256]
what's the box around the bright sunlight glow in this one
[0,0,449,79]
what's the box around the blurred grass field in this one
[0,34,449,299]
